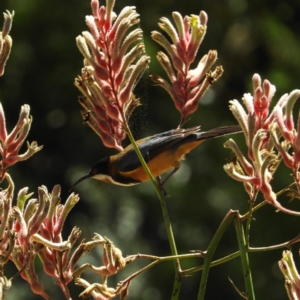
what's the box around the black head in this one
[70,157,110,190]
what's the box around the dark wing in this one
[195,125,241,140]
[116,127,200,172]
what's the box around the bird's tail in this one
[196,125,242,140]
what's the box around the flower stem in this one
[197,210,236,300]
[234,215,255,300]
[124,122,182,299]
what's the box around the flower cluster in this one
[75,0,150,151]
[0,178,83,299]
[150,11,222,128]
[224,74,300,215]
[73,234,135,299]
[0,10,13,76]
[0,103,43,181]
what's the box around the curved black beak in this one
[69,173,91,192]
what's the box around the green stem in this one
[124,123,181,299]
[122,252,205,284]
[234,215,255,300]
[197,210,236,300]
[245,200,254,247]
[182,251,240,276]
[183,230,300,276]
[249,233,300,251]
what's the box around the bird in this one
[71,125,241,190]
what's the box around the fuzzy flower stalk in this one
[150,11,222,128]
[224,73,300,215]
[75,0,150,151]
[0,103,43,182]
[0,10,14,76]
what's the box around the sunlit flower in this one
[224,74,300,215]
[0,103,43,182]
[150,11,222,127]
[75,0,149,151]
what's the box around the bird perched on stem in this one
[71,125,241,190]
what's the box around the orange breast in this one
[118,140,203,182]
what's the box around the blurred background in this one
[0,0,300,299]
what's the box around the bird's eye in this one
[91,168,97,175]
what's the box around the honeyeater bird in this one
[71,125,241,189]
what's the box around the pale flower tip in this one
[2,10,14,38]
[252,73,261,90]
[76,36,91,61]
[199,11,208,25]
[242,93,254,115]
[203,50,217,68]
[52,184,61,198]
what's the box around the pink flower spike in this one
[0,102,7,142]
[91,0,99,17]
[186,15,206,64]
